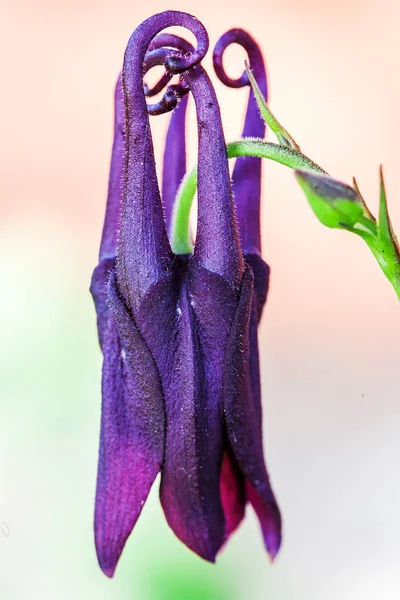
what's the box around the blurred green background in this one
[1,0,399,598]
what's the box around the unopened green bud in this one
[295,170,364,229]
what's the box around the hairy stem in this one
[170,139,326,254]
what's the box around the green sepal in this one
[352,177,377,225]
[374,167,400,295]
[378,167,398,246]
[245,62,300,150]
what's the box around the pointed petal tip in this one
[198,549,217,564]
[265,528,282,563]
[160,484,222,564]
[245,481,282,563]
[264,506,282,560]
[100,563,116,579]
[95,543,118,578]
[181,538,218,563]
[255,500,281,562]
[174,529,220,564]
[161,508,221,564]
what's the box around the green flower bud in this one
[295,170,364,229]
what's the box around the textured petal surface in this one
[117,11,210,313]
[91,74,124,348]
[93,270,164,577]
[135,258,238,561]
[223,263,281,560]
[231,39,267,255]
[183,64,244,288]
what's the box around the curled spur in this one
[90,10,281,577]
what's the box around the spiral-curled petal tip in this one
[213,28,267,96]
[118,11,210,311]
[213,29,267,254]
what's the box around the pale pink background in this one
[1,1,399,598]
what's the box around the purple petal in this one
[91,75,124,347]
[118,34,171,312]
[145,33,194,98]
[118,12,209,314]
[220,451,246,538]
[162,94,189,234]
[142,45,190,116]
[213,29,267,254]
[246,481,281,560]
[223,263,281,560]
[94,270,165,577]
[135,260,239,561]
[150,34,193,232]
[183,64,244,288]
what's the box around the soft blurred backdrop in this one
[1,0,399,598]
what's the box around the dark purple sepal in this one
[223,263,281,560]
[94,269,165,578]
[134,257,239,560]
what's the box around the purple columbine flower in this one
[91,10,281,578]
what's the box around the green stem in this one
[170,139,400,301]
[170,168,198,255]
[170,139,326,254]
[351,227,400,301]
[245,62,300,150]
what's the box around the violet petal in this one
[118,11,209,314]
[183,64,244,288]
[94,270,164,577]
[214,29,267,254]
[152,35,194,230]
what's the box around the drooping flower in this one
[91,10,281,578]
